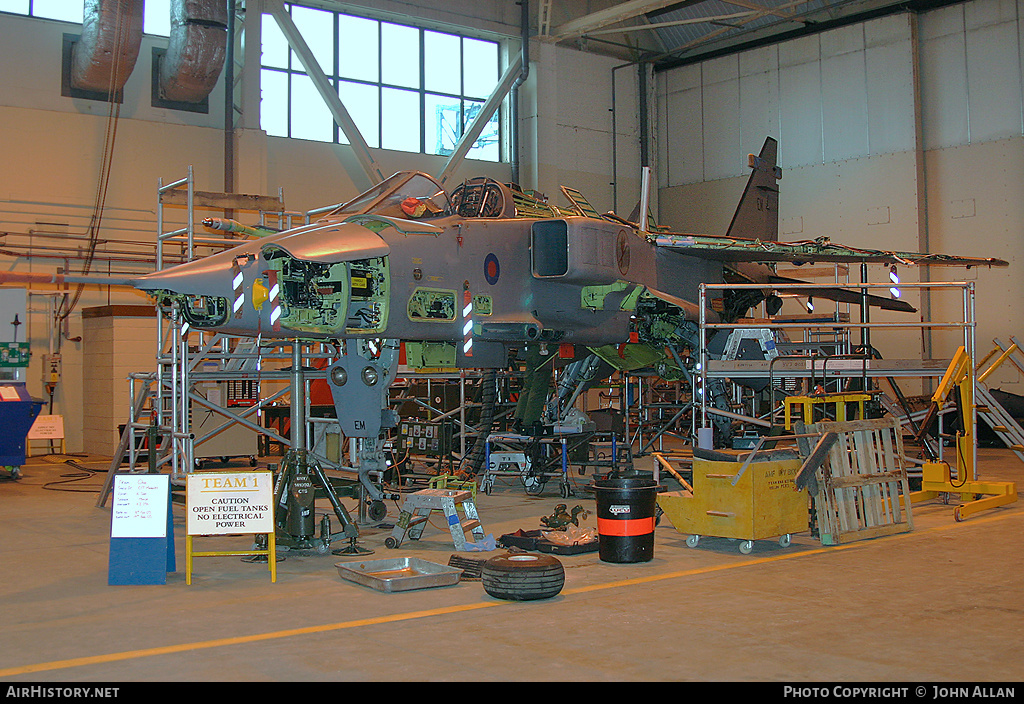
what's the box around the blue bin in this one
[0,383,43,467]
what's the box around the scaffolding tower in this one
[98,167,301,506]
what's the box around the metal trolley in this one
[481,431,580,498]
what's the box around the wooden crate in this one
[802,418,914,545]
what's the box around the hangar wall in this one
[0,6,639,453]
[656,0,1024,393]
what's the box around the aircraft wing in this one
[653,233,1009,268]
[768,274,917,313]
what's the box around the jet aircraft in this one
[8,137,1006,442]
[123,137,1004,433]
[0,137,1006,546]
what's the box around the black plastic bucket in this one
[594,477,658,563]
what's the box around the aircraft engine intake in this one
[531,218,636,285]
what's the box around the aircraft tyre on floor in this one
[481,553,565,601]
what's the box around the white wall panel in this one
[920,1,965,40]
[654,13,932,178]
[965,0,1020,28]
[656,1,1024,179]
[614,66,642,214]
[703,55,740,85]
[700,56,740,179]
[822,50,869,161]
[966,20,1023,142]
[739,44,778,77]
[866,12,912,45]
[866,39,916,154]
[739,66,781,159]
[702,77,741,179]
[653,0,1024,391]
[821,23,865,58]
[779,33,821,67]
[661,64,703,187]
[657,73,670,191]
[555,48,612,132]
[779,59,823,166]
[665,86,704,186]
[920,32,970,149]
[665,63,702,93]
[923,138,1024,365]
[919,0,1024,149]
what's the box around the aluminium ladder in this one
[385,488,485,550]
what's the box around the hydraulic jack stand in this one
[263,341,373,557]
[271,448,372,556]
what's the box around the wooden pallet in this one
[797,417,914,546]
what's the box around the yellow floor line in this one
[1,508,1018,678]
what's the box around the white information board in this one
[111,474,169,539]
[28,415,64,440]
[186,471,274,536]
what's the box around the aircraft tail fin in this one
[626,201,660,231]
[725,137,781,242]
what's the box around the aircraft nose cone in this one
[130,256,231,295]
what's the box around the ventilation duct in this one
[69,0,144,97]
[157,0,228,105]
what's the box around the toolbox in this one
[658,456,809,553]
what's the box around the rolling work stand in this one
[481,431,583,498]
[384,488,485,550]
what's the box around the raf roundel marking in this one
[484,253,500,285]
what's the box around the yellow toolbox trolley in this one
[658,455,809,554]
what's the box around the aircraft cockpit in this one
[447,177,514,218]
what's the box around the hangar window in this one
[2,1,81,23]
[260,3,503,162]
[144,0,170,35]
[0,0,168,33]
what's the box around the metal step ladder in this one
[974,386,1024,460]
[385,488,485,550]
[877,392,941,460]
[975,338,1024,462]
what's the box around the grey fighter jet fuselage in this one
[132,137,1007,380]
[0,138,1008,445]
[133,139,782,369]
[140,194,730,367]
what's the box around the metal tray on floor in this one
[335,557,463,592]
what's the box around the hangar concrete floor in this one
[0,447,1021,684]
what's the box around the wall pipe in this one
[511,0,530,186]
[224,1,236,213]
